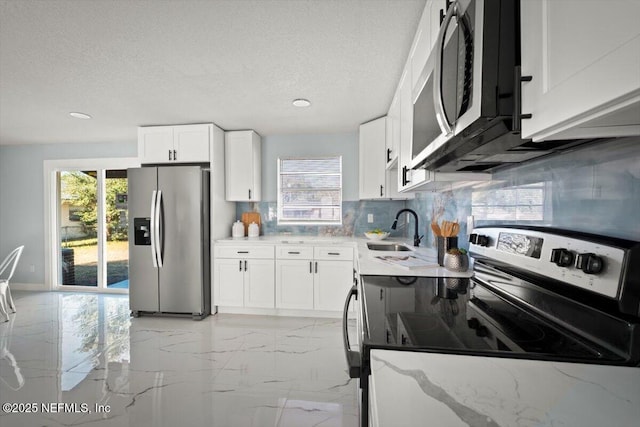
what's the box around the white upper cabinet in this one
[138,124,211,164]
[359,116,413,200]
[386,93,400,167]
[225,130,261,201]
[520,0,640,141]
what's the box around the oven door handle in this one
[343,283,361,379]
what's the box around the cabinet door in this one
[225,131,260,201]
[397,71,415,192]
[173,124,211,163]
[359,118,387,200]
[275,259,314,309]
[138,126,174,164]
[521,0,640,141]
[410,3,432,92]
[314,260,353,311]
[386,93,400,166]
[214,258,244,307]
[244,259,275,308]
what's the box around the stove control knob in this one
[469,234,478,244]
[467,318,480,329]
[550,248,575,267]
[476,235,490,247]
[576,253,604,274]
[475,325,489,338]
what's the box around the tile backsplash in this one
[236,200,408,238]
[236,136,640,246]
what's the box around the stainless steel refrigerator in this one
[128,166,210,319]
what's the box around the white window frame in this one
[471,181,552,222]
[277,156,343,226]
[44,158,140,293]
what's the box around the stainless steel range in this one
[343,226,640,427]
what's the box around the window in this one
[277,157,342,225]
[471,182,549,222]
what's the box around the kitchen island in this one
[369,349,640,427]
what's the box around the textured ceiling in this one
[0,0,425,145]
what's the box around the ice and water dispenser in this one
[133,218,151,245]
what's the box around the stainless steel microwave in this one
[411,0,537,172]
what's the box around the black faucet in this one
[391,208,423,247]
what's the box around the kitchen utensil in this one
[431,222,441,237]
[241,212,261,235]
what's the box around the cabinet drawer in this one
[314,246,353,261]
[215,245,274,259]
[276,245,314,259]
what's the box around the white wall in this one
[0,142,137,285]
[261,132,359,201]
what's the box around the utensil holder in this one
[437,236,458,266]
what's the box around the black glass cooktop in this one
[360,272,627,363]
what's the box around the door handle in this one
[386,148,392,162]
[315,262,318,273]
[244,260,247,271]
[168,150,172,161]
[150,190,158,268]
[155,190,163,267]
[513,65,533,133]
[173,150,177,161]
[342,284,360,379]
[248,189,252,200]
[433,0,457,137]
[309,261,312,274]
[380,185,384,197]
[239,260,242,272]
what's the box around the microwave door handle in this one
[433,0,457,137]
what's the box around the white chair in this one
[0,245,24,322]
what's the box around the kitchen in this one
[1,1,639,426]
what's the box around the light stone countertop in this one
[369,349,640,427]
[214,235,474,278]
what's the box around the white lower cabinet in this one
[275,259,315,309]
[314,260,353,311]
[215,243,353,313]
[213,245,275,308]
[275,245,354,312]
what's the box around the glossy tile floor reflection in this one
[0,292,358,427]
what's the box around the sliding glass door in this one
[55,168,130,292]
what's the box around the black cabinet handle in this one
[315,262,318,273]
[248,189,251,200]
[386,148,392,162]
[402,166,410,186]
[288,251,300,254]
[380,185,384,197]
[244,260,247,271]
[386,329,390,344]
[237,251,249,254]
[513,65,533,134]
[239,260,242,272]
[169,150,172,161]
[439,8,444,25]
[328,252,340,255]
[173,149,177,161]
[380,288,384,300]
[401,334,408,345]
[309,261,312,273]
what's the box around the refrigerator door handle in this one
[155,190,164,268]
[150,190,158,268]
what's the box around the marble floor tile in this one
[0,291,359,427]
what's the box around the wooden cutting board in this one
[241,211,261,235]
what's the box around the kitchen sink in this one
[367,243,412,251]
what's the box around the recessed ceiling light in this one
[292,99,311,107]
[69,112,92,119]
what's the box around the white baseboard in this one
[10,282,48,291]
[217,306,342,319]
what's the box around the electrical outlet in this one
[367,214,374,223]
